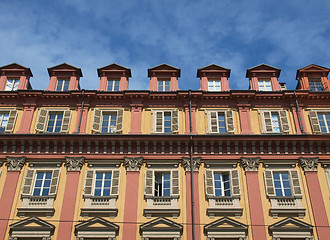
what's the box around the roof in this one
[246,63,281,78]
[148,63,181,77]
[97,63,132,77]
[296,64,330,80]
[0,63,33,77]
[47,63,83,77]
[197,64,231,77]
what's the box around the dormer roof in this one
[97,63,132,77]
[197,64,231,77]
[148,64,181,77]
[0,63,33,77]
[246,63,281,78]
[47,63,83,77]
[296,64,330,80]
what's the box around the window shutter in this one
[208,111,218,133]
[205,169,214,197]
[145,170,154,197]
[111,170,120,196]
[155,111,163,133]
[21,169,35,196]
[262,111,273,133]
[84,170,94,196]
[309,111,321,133]
[171,170,180,197]
[61,110,72,133]
[49,169,60,196]
[171,110,179,133]
[116,109,124,133]
[230,170,240,196]
[92,109,102,133]
[290,170,302,196]
[264,170,275,196]
[279,110,290,133]
[225,110,235,133]
[5,110,18,133]
[35,109,48,132]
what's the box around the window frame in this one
[308,78,324,91]
[5,78,20,91]
[205,110,235,134]
[309,110,330,134]
[0,109,18,133]
[259,109,290,134]
[56,79,70,91]
[35,108,72,133]
[157,78,171,91]
[92,108,124,134]
[151,109,179,134]
[208,79,221,91]
[106,79,120,91]
[258,78,272,91]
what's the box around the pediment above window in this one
[9,217,54,239]
[269,217,313,239]
[75,217,119,239]
[204,217,248,239]
[140,217,183,239]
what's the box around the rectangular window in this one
[0,113,9,132]
[214,172,231,196]
[107,80,120,91]
[309,78,324,91]
[101,113,117,133]
[47,113,63,133]
[94,172,112,196]
[157,79,171,91]
[258,79,272,91]
[35,109,71,133]
[145,170,180,198]
[154,172,171,197]
[261,110,290,133]
[207,110,235,134]
[208,80,221,91]
[5,79,19,91]
[317,112,330,133]
[273,172,292,197]
[92,109,123,134]
[153,110,179,133]
[271,112,280,133]
[33,172,53,196]
[56,79,70,91]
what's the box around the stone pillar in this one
[0,156,26,239]
[241,157,267,239]
[122,157,143,240]
[17,104,36,133]
[183,157,202,240]
[238,105,253,134]
[57,157,85,239]
[300,157,330,239]
[129,103,142,134]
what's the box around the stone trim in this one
[6,156,26,171]
[299,157,318,171]
[124,156,143,171]
[65,156,85,171]
[241,157,260,171]
[182,157,201,171]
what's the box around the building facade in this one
[0,63,329,239]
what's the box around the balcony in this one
[269,196,305,218]
[81,196,118,218]
[207,196,243,218]
[144,196,180,218]
[17,196,55,217]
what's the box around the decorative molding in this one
[65,156,85,171]
[124,156,143,171]
[182,157,201,172]
[241,157,260,171]
[299,157,318,171]
[6,156,26,171]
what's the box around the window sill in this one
[81,196,118,218]
[269,196,305,218]
[207,196,243,218]
[144,196,180,218]
[17,196,55,218]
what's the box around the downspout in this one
[188,89,196,240]
[294,90,306,134]
[77,89,85,134]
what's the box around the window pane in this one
[103,189,110,196]
[94,189,101,196]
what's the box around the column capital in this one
[299,157,318,171]
[65,156,85,171]
[124,156,143,171]
[241,157,260,171]
[182,157,201,172]
[6,156,26,171]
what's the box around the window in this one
[94,172,112,196]
[92,109,123,133]
[33,172,52,196]
[309,111,330,133]
[35,109,72,133]
[157,79,171,91]
[56,79,70,91]
[206,110,235,134]
[107,79,120,91]
[208,80,221,91]
[0,110,17,133]
[308,78,324,91]
[5,79,19,91]
[214,172,231,196]
[152,110,179,134]
[273,172,291,197]
[154,172,171,197]
[260,110,290,134]
[258,79,272,91]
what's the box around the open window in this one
[0,109,17,133]
[152,110,179,134]
[92,109,123,133]
[206,110,235,134]
[309,110,330,133]
[259,109,290,134]
[35,109,72,133]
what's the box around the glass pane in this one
[275,189,283,196]
[163,189,171,196]
[33,189,41,196]
[215,189,222,196]
[34,180,42,187]
[214,173,221,180]
[284,189,292,196]
[214,181,221,188]
[95,180,102,187]
[43,180,51,187]
[36,172,44,179]
[96,173,103,179]
[103,189,110,196]
[104,180,111,188]
[273,172,280,179]
[42,188,50,196]
[94,189,101,196]
[105,172,112,179]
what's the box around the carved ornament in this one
[124,157,143,171]
[6,156,26,171]
[299,157,318,171]
[65,156,85,171]
[241,157,260,171]
[182,157,201,171]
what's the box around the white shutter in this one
[171,110,179,133]
[84,170,94,196]
[262,111,273,133]
[171,170,180,197]
[225,110,235,133]
[111,170,120,196]
[145,170,154,197]
[116,109,124,133]
[155,111,163,133]
[279,110,290,133]
[230,170,240,196]
[5,110,18,133]
[22,169,35,196]
[35,109,48,132]
[61,110,72,133]
[309,111,321,133]
[208,111,218,133]
[290,170,302,196]
[49,169,60,196]
[205,169,214,197]
[264,170,275,196]
[92,109,102,133]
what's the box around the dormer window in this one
[5,79,19,91]
[258,79,272,91]
[157,79,171,91]
[208,79,221,91]
[56,79,70,91]
[107,79,120,91]
[308,78,324,91]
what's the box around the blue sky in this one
[1,0,330,91]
